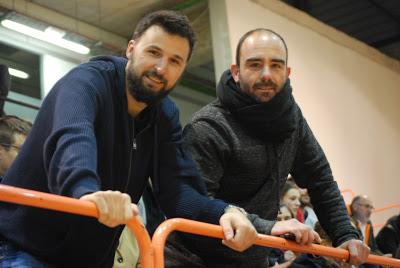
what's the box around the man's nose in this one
[261,67,271,80]
[155,58,167,75]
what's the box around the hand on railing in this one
[152,218,400,268]
[219,206,257,252]
[271,218,321,245]
[0,185,153,268]
[80,190,140,228]
[338,239,370,266]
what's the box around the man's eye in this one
[149,50,160,56]
[272,63,282,69]
[170,59,180,66]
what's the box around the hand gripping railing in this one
[152,218,400,268]
[0,185,154,268]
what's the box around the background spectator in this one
[0,115,32,178]
[376,213,400,257]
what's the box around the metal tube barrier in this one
[340,188,356,199]
[152,218,400,268]
[374,204,400,213]
[0,184,154,268]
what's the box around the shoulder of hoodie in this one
[75,55,126,78]
[158,96,180,125]
[61,56,126,87]
[52,56,126,97]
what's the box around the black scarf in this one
[217,70,301,142]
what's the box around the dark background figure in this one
[0,65,11,116]
[376,213,400,257]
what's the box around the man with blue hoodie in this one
[0,10,256,267]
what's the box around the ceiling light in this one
[1,19,90,55]
[44,26,66,39]
[9,67,29,79]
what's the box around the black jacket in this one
[180,71,360,267]
[376,214,400,256]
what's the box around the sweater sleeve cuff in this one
[247,214,276,234]
[199,199,227,224]
[333,233,362,247]
[68,177,100,199]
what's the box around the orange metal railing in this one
[340,188,356,199]
[1,184,400,268]
[374,204,400,214]
[0,184,154,268]
[152,218,400,268]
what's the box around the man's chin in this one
[255,93,275,103]
[143,81,165,92]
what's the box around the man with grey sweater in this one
[175,28,370,267]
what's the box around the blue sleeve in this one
[155,99,227,224]
[42,66,105,198]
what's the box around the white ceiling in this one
[0,0,217,91]
[24,0,214,67]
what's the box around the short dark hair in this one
[235,28,288,67]
[132,10,196,61]
[0,115,32,150]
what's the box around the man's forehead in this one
[135,25,189,60]
[241,32,286,58]
[358,196,373,204]
[244,32,283,45]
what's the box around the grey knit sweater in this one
[181,99,360,267]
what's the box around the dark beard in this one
[126,69,171,105]
[238,72,280,103]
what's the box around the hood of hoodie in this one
[89,55,127,98]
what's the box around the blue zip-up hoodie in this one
[0,56,227,267]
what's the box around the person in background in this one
[350,195,381,255]
[281,181,303,222]
[0,65,10,116]
[277,204,294,222]
[269,204,297,267]
[376,213,400,257]
[0,115,32,179]
[299,187,318,229]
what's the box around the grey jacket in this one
[181,99,359,267]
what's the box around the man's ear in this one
[286,66,291,77]
[230,64,240,83]
[126,40,136,58]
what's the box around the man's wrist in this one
[224,204,248,217]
